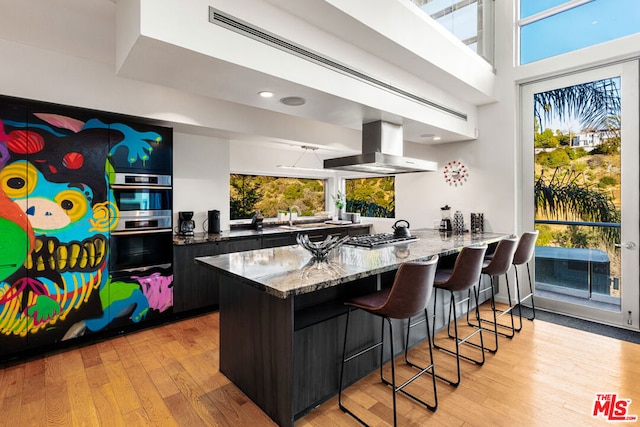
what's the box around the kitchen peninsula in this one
[196,229,509,426]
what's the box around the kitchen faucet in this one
[289,205,301,226]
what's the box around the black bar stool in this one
[429,245,487,387]
[338,256,439,426]
[469,237,519,352]
[512,231,539,330]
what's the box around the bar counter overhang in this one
[196,229,510,427]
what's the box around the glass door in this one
[520,61,639,328]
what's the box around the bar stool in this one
[338,256,439,426]
[512,231,539,331]
[428,245,487,387]
[470,237,519,353]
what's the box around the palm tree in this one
[534,78,620,131]
[535,168,620,244]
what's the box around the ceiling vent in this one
[209,7,467,121]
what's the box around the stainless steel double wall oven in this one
[109,172,173,275]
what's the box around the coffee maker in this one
[439,205,453,232]
[178,211,195,236]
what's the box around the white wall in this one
[173,133,230,233]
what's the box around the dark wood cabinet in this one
[173,242,221,313]
[262,234,297,248]
[223,236,262,253]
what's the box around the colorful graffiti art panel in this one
[0,97,173,357]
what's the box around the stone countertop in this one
[196,229,511,299]
[173,222,370,245]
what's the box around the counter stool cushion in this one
[346,260,438,319]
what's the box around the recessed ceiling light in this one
[259,91,274,98]
[432,136,442,141]
[280,96,306,106]
[420,133,435,138]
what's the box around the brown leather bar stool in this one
[338,256,439,426]
[428,245,487,387]
[469,237,519,353]
[512,231,539,331]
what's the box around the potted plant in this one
[332,191,345,220]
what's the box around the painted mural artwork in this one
[0,99,173,354]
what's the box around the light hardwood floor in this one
[1,308,639,426]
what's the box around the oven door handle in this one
[110,184,172,190]
[111,263,172,276]
[111,228,173,236]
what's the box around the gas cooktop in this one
[346,233,418,248]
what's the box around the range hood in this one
[324,121,437,174]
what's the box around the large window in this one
[230,174,325,220]
[519,0,640,65]
[345,177,395,218]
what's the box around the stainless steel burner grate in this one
[346,233,418,248]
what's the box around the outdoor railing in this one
[533,219,621,309]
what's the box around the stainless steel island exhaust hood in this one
[324,121,437,174]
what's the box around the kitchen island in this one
[196,229,510,426]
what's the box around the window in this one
[410,0,494,64]
[519,0,640,65]
[229,174,325,220]
[345,177,395,218]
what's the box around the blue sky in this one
[521,0,640,64]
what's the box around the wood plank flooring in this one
[1,308,639,426]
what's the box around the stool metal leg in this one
[430,288,485,387]
[340,308,438,426]
[468,273,517,352]
[339,307,375,426]
[403,309,439,411]
[384,317,438,413]
[514,262,536,333]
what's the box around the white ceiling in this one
[0,0,495,150]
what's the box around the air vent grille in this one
[209,7,467,121]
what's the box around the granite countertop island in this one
[196,229,511,427]
[196,229,508,299]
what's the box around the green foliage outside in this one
[589,137,620,155]
[345,177,395,218]
[230,174,325,219]
[598,175,617,188]
[534,128,560,148]
[535,146,588,168]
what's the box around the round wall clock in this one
[443,161,468,186]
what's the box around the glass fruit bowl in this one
[296,233,350,261]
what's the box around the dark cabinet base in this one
[173,243,221,313]
[217,270,429,427]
